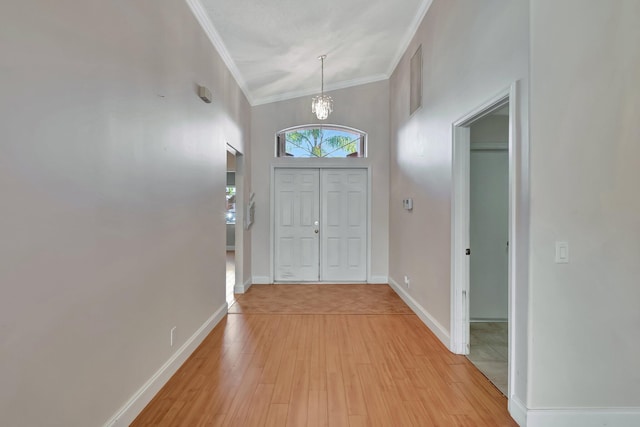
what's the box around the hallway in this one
[132,285,516,426]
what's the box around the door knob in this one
[314,229,319,234]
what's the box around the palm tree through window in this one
[276,125,366,158]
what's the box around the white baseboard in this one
[252,276,387,285]
[103,303,228,427]
[526,407,640,427]
[252,276,270,285]
[509,397,527,426]
[388,277,450,348]
[234,278,253,294]
[506,398,640,427]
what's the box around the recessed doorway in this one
[467,107,510,395]
[272,168,368,283]
[451,85,518,399]
[226,145,244,306]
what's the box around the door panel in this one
[321,169,367,281]
[274,169,320,281]
[274,168,367,282]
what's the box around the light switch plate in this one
[555,241,569,263]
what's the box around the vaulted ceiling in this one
[187,0,433,105]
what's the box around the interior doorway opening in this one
[467,106,509,395]
[451,85,517,399]
[226,145,244,307]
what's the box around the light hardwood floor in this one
[228,284,414,315]
[132,285,517,426]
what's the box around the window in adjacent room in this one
[226,172,236,224]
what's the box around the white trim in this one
[470,318,508,323]
[504,399,640,427]
[388,277,450,348]
[453,90,510,127]
[278,123,368,136]
[270,158,371,170]
[274,281,366,285]
[252,276,271,285]
[184,0,253,104]
[450,85,519,408]
[234,277,253,294]
[386,0,435,77]
[226,245,235,251]
[232,150,245,297]
[451,83,526,407]
[509,397,528,426]
[506,83,520,407]
[527,408,640,427]
[103,304,228,427]
[366,167,373,283]
[186,0,435,107]
[369,275,388,284]
[269,166,275,283]
[450,124,471,355]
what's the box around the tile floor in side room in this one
[468,322,508,396]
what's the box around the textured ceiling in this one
[190,0,433,105]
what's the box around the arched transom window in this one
[276,125,367,158]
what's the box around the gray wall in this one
[528,0,640,408]
[0,0,251,425]
[251,80,390,283]
[388,0,529,405]
[471,115,509,144]
[470,115,509,321]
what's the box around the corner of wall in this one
[234,278,253,294]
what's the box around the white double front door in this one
[274,168,368,282]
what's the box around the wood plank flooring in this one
[228,285,413,315]
[132,285,517,426]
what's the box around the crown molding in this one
[186,0,433,107]
[386,0,434,77]
[184,0,255,105]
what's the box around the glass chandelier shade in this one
[311,55,333,120]
[312,94,333,120]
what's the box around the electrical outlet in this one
[404,275,410,288]
[170,327,176,347]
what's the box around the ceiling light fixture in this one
[311,55,333,120]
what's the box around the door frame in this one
[270,164,372,283]
[450,83,519,397]
[226,144,245,296]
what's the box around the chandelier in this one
[311,55,333,120]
